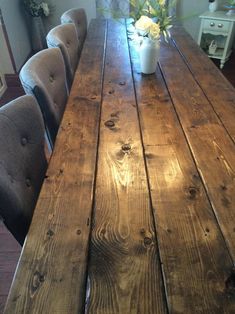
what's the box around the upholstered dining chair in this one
[19,47,68,147]
[46,23,79,89]
[61,8,87,48]
[0,95,48,245]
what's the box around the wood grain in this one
[171,26,235,143]
[158,38,235,262]
[4,20,235,314]
[4,19,107,314]
[0,296,6,314]
[86,20,167,314]
[129,33,235,313]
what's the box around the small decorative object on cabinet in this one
[209,0,219,13]
[198,11,235,68]
[208,39,217,54]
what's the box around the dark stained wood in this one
[3,20,235,314]
[170,26,235,142]
[220,51,235,87]
[86,19,167,314]
[0,273,15,297]
[0,253,21,274]
[129,35,235,312]
[0,296,6,314]
[158,39,235,262]
[4,19,107,314]
[0,86,25,108]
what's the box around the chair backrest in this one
[0,95,47,245]
[47,23,79,89]
[61,8,87,47]
[20,47,68,147]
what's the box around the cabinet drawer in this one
[202,19,231,33]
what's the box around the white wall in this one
[45,0,96,32]
[0,0,31,72]
[0,0,96,72]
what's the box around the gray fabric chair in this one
[46,23,79,89]
[0,95,48,245]
[61,8,87,47]
[19,47,68,147]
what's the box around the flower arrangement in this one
[135,15,160,40]
[130,0,174,39]
[23,0,50,17]
[97,0,175,39]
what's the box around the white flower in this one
[159,0,166,5]
[149,23,160,40]
[41,2,50,16]
[135,16,153,33]
[135,15,160,41]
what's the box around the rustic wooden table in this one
[4,19,235,313]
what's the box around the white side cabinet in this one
[198,11,235,68]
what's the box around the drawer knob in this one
[210,22,215,27]
[218,23,223,28]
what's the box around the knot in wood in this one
[144,237,152,246]
[122,144,131,152]
[32,271,45,292]
[47,229,54,237]
[220,184,227,191]
[188,187,197,199]
[225,267,235,296]
[119,81,126,86]
[39,274,45,283]
[104,120,115,128]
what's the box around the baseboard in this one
[5,74,21,88]
[0,75,7,97]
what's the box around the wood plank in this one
[129,34,235,313]
[0,233,21,252]
[170,26,235,142]
[0,295,7,314]
[4,19,107,314]
[0,273,14,296]
[86,20,167,313]
[0,253,20,274]
[158,34,235,261]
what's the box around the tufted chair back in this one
[61,8,87,48]
[0,95,48,245]
[19,47,68,147]
[47,23,79,89]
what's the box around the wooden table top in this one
[4,19,235,313]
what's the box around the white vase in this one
[139,37,160,74]
[209,0,218,13]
